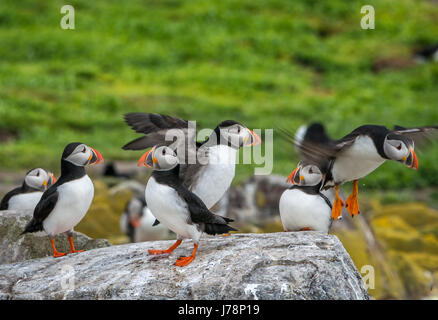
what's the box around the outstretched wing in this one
[123,113,192,150]
[123,112,207,188]
[393,125,438,149]
[277,125,337,169]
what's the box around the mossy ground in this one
[1,0,438,188]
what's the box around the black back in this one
[22,158,87,234]
[0,176,43,210]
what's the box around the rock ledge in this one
[0,231,369,300]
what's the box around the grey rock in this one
[0,232,369,300]
[0,210,111,265]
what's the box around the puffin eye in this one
[309,168,313,174]
[237,127,241,134]
[36,171,40,177]
[396,144,402,150]
[82,147,86,153]
[162,149,166,155]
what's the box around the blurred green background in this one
[1,0,438,300]
[0,0,437,188]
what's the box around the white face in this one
[383,137,410,161]
[25,168,50,191]
[148,146,179,170]
[219,124,254,149]
[296,164,323,186]
[64,144,95,166]
[300,164,323,186]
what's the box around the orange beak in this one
[409,147,419,170]
[89,148,104,165]
[287,167,299,184]
[129,218,141,228]
[138,147,155,168]
[48,173,57,186]
[248,129,262,147]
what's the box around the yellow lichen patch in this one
[334,228,404,299]
[373,202,438,228]
[387,251,433,299]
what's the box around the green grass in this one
[1,0,438,189]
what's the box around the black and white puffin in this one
[120,196,170,242]
[123,113,261,209]
[282,124,438,219]
[0,168,56,212]
[138,144,236,267]
[280,161,332,233]
[22,142,103,258]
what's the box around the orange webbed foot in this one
[148,249,171,255]
[300,227,312,231]
[331,186,344,220]
[69,249,84,254]
[148,239,183,256]
[345,194,360,217]
[345,180,360,217]
[53,251,67,258]
[174,255,195,267]
[221,233,231,237]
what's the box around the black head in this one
[62,142,104,167]
[211,120,262,149]
[383,133,418,169]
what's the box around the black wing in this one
[122,113,190,150]
[0,187,21,210]
[123,112,208,188]
[175,184,236,235]
[393,125,438,149]
[22,187,59,234]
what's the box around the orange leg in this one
[345,180,360,217]
[174,243,198,267]
[300,227,312,231]
[50,238,67,258]
[331,185,344,220]
[68,236,84,254]
[221,233,231,237]
[149,239,182,255]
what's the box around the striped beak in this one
[138,146,156,168]
[405,147,419,170]
[88,148,104,165]
[244,129,262,147]
[287,166,301,184]
[46,172,56,188]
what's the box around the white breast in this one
[279,189,331,233]
[8,192,43,214]
[134,207,170,242]
[332,135,386,184]
[191,145,237,209]
[145,177,201,241]
[43,175,94,236]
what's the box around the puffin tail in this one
[21,218,43,235]
[203,216,237,236]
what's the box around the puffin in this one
[138,144,236,267]
[280,161,332,232]
[0,168,56,212]
[120,196,170,242]
[122,113,261,209]
[281,124,438,219]
[22,142,103,258]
